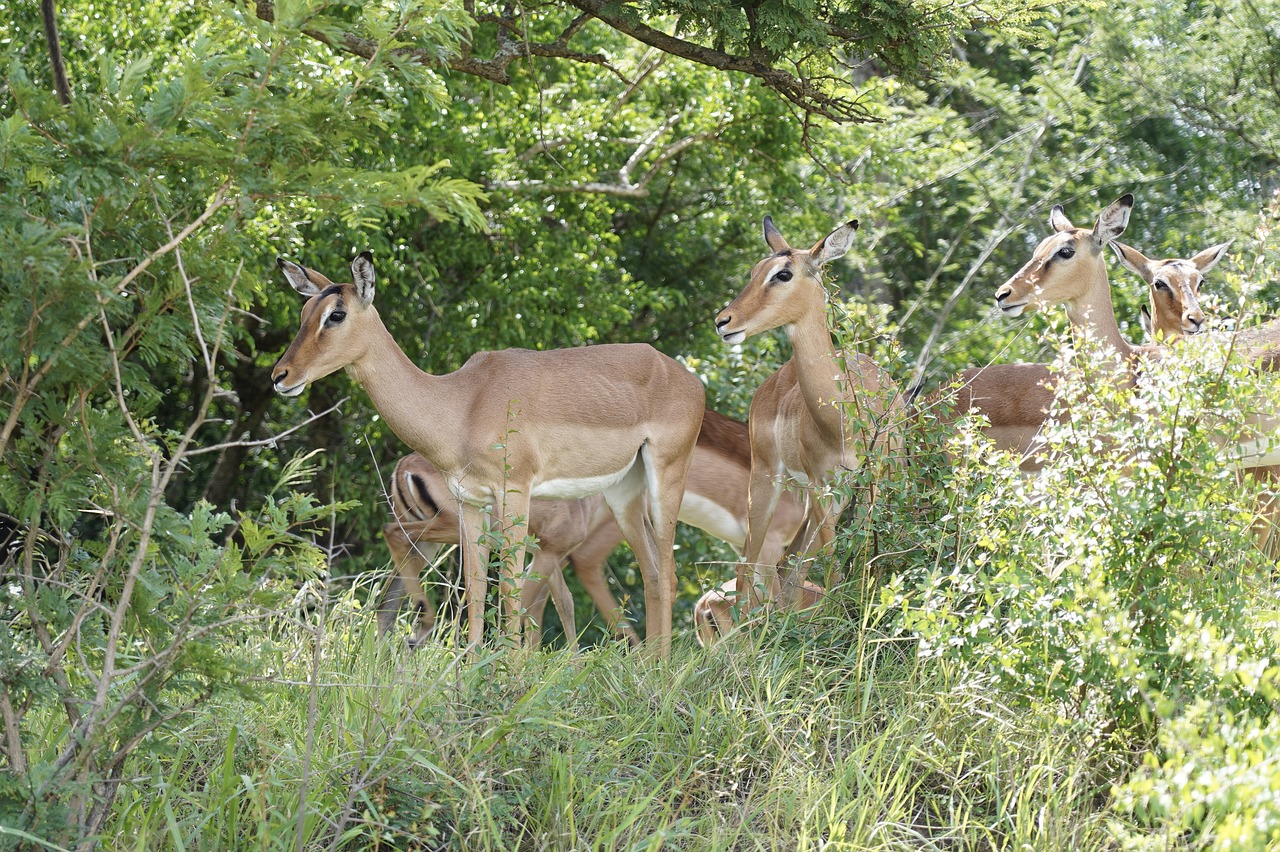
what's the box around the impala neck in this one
[1065,260,1137,368]
[786,306,846,438]
[345,313,466,471]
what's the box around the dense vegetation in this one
[4,0,1280,848]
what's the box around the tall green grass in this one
[99,598,1116,851]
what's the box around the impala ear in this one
[277,257,323,297]
[1139,304,1153,338]
[762,216,790,253]
[1092,193,1133,245]
[351,251,375,306]
[1190,239,1232,274]
[812,219,859,266]
[1109,241,1154,283]
[1049,205,1073,234]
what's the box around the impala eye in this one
[1154,280,1172,293]
[1056,245,1075,260]
[328,310,347,324]
[774,269,793,283]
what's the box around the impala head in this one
[271,252,377,397]
[715,216,859,344]
[994,194,1134,317]
[1112,240,1230,341]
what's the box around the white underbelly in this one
[678,493,745,550]
[1235,435,1280,469]
[532,461,636,500]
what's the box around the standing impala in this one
[989,198,1280,551]
[381,408,807,647]
[715,218,905,610]
[993,194,1228,364]
[272,252,705,655]
[941,196,1224,469]
[380,452,599,650]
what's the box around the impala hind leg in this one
[380,522,444,647]
[565,511,640,646]
[569,551,640,646]
[604,450,681,656]
[523,551,578,652]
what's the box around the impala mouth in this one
[274,380,307,397]
[998,301,1028,317]
[719,329,746,345]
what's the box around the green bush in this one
[893,332,1280,738]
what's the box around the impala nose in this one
[715,314,733,331]
[994,284,1013,306]
[1184,310,1205,334]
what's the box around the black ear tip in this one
[1119,193,1135,207]
[357,250,374,263]
[763,215,774,228]
[847,219,859,230]
[276,256,289,269]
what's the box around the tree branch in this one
[40,0,71,105]
[249,0,877,123]
[488,122,717,198]
[252,1,610,85]
[564,0,877,123]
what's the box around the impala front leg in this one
[380,521,444,648]
[741,458,784,612]
[458,502,490,649]
[498,488,534,644]
[523,550,578,652]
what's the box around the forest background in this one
[6,0,1280,848]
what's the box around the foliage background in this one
[4,0,1280,847]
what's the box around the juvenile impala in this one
[715,218,905,611]
[380,452,599,650]
[693,578,824,647]
[381,409,806,647]
[272,253,704,655]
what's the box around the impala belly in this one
[1235,436,1280,470]
[678,493,745,550]
[532,459,638,500]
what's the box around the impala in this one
[715,218,905,611]
[693,578,824,647]
[993,194,1228,364]
[1112,240,1222,342]
[990,198,1280,551]
[942,196,1223,469]
[380,452,599,650]
[380,409,806,647]
[272,252,705,654]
